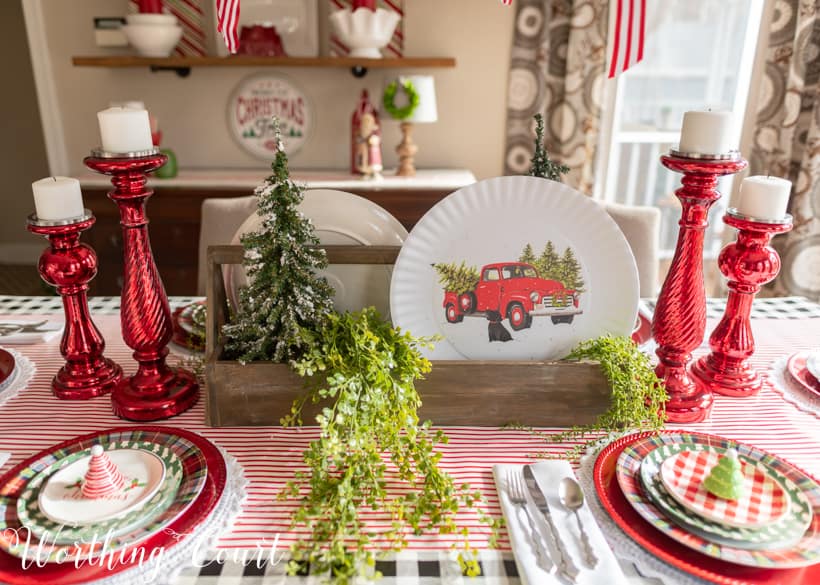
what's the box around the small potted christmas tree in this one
[529,113,569,181]
[221,121,334,365]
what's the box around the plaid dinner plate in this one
[660,449,790,529]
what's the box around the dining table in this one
[0,293,818,585]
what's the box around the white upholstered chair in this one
[197,195,257,295]
[602,201,661,297]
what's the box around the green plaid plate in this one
[16,440,183,545]
[0,429,207,563]
[615,432,820,568]
[639,443,810,550]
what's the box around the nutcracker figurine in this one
[351,90,383,178]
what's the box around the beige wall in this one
[39,0,514,178]
[0,1,49,250]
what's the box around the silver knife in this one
[523,465,580,582]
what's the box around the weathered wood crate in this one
[204,245,611,427]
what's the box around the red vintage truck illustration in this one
[441,261,582,330]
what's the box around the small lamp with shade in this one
[383,75,438,177]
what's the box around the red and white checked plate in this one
[660,450,790,529]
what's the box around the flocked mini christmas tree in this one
[704,449,746,500]
[223,119,334,364]
[529,114,570,181]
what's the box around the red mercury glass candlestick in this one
[83,148,199,421]
[691,210,792,396]
[653,151,747,423]
[27,213,123,399]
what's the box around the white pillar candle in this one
[678,110,735,155]
[96,107,153,153]
[32,177,85,221]
[736,175,792,220]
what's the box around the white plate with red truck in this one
[390,176,639,360]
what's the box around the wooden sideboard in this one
[79,169,476,295]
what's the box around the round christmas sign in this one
[228,74,312,159]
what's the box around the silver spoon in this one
[559,477,598,568]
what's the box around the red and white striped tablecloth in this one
[0,311,818,552]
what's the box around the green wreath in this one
[383,79,420,120]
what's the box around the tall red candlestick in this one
[27,213,123,399]
[84,148,199,421]
[653,151,747,423]
[691,210,792,396]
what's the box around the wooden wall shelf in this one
[71,55,456,78]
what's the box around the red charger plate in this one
[787,352,820,397]
[594,432,819,585]
[171,307,205,352]
[0,349,15,388]
[0,426,226,585]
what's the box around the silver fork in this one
[0,320,48,336]
[506,469,556,575]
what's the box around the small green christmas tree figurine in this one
[704,449,746,500]
[529,114,570,181]
[223,119,335,364]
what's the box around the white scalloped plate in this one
[228,189,407,318]
[390,176,639,360]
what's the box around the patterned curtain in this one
[503,0,609,194]
[749,0,820,300]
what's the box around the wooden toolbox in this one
[204,245,611,427]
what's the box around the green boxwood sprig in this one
[511,334,667,461]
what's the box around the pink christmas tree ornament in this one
[81,445,126,499]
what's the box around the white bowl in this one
[125,13,177,26]
[122,24,183,58]
[329,8,400,59]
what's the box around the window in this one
[483,268,499,281]
[595,0,764,261]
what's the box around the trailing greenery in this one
[529,114,570,181]
[280,308,500,583]
[510,335,667,461]
[222,121,335,364]
[433,261,480,294]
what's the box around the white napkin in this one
[493,461,628,585]
[0,320,63,344]
[0,452,9,470]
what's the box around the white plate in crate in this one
[390,176,639,360]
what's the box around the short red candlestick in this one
[653,151,747,423]
[84,148,199,421]
[27,213,123,399]
[691,210,792,396]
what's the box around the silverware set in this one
[0,321,50,337]
[506,467,597,583]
